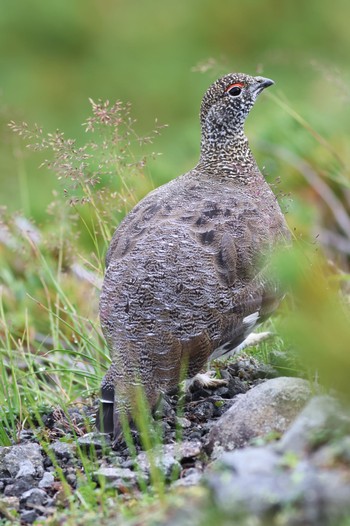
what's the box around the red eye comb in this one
[225,82,244,92]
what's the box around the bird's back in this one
[100,164,289,395]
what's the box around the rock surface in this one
[206,445,350,525]
[277,395,350,454]
[206,376,312,456]
[0,443,44,479]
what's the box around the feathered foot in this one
[185,370,228,390]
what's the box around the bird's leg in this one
[95,365,116,434]
[186,331,273,390]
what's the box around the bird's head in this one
[200,73,274,142]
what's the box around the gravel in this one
[1,355,350,525]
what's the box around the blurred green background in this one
[0,0,349,224]
[1,0,350,447]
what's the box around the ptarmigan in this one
[97,73,290,443]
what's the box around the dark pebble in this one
[120,459,133,469]
[50,440,75,460]
[43,456,53,469]
[4,478,35,497]
[20,487,48,507]
[214,386,229,397]
[65,472,77,487]
[190,387,213,401]
[20,510,39,524]
[226,378,248,396]
[188,432,203,441]
[192,402,215,421]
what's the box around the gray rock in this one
[218,446,280,476]
[0,443,44,478]
[174,440,202,461]
[16,459,36,478]
[207,377,311,456]
[65,471,77,487]
[137,450,181,482]
[278,395,350,455]
[134,442,200,482]
[172,467,203,487]
[207,447,296,516]
[50,440,76,460]
[206,446,350,523]
[38,471,55,489]
[77,432,112,451]
[175,417,192,429]
[95,466,137,489]
[95,466,137,481]
[20,510,39,524]
[134,440,202,482]
[20,487,48,508]
[4,478,35,497]
[192,401,215,421]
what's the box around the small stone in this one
[218,446,280,475]
[20,510,39,524]
[77,432,112,451]
[173,467,202,487]
[154,397,176,420]
[227,378,249,398]
[188,431,203,441]
[175,440,202,461]
[94,467,138,493]
[190,387,212,401]
[38,471,55,489]
[16,459,36,478]
[65,472,77,487]
[50,440,76,460]
[95,466,137,489]
[192,401,215,421]
[20,487,48,508]
[136,450,181,482]
[4,477,34,497]
[43,456,53,469]
[214,386,229,397]
[120,459,133,469]
[175,417,192,429]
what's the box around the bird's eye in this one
[225,83,244,97]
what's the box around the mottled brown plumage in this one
[97,73,290,442]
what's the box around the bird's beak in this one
[250,76,275,96]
